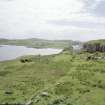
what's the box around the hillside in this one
[0,38,81,49]
[0,50,105,105]
[83,39,105,52]
[86,39,105,45]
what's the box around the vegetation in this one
[86,39,105,45]
[0,38,81,48]
[0,48,105,105]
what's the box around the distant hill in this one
[0,38,81,49]
[83,39,105,52]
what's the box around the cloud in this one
[83,0,105,17]
[92,1,105,17]
[0,0,14,1]
[48,20,105,29]
[0,0,105,41]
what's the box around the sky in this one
[0,0,105,41]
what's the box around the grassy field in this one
[0,50,105,105]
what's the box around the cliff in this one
[83,39,105,52]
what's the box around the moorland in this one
[0,39,105,105]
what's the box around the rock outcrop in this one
[83,40,105,52]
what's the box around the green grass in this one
[0,51,105,105]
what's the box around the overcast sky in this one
[0,0,105,41]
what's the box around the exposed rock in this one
[25,100,33,105]
[83,40,105,52]
[41,92,49,97]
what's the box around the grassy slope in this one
[86,39,105,45]
[0,38,77,48]
[0,51,105,105]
